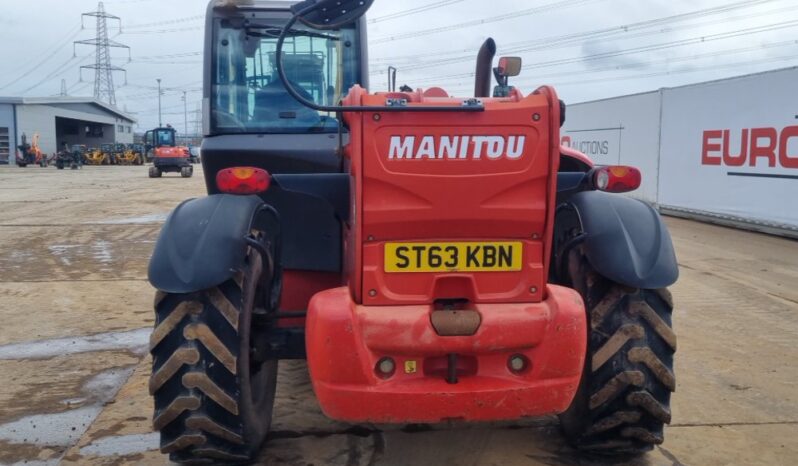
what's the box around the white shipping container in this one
[561,91,662,205]
[658,67,798,233]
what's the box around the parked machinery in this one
[15,133,47,167]
[83,145,110,165]
[146,0,679,463]
[145,126,193,178]
[113,143,144,165]
[54,143,82,170]
[131,144,146,164]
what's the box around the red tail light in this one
[216,167,271,194]
[594,166,641,193]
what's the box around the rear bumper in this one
[306,286,586,423]
[153,157,190,168]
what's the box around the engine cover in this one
[342,86,562,305]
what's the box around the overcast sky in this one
[0,0,796,131]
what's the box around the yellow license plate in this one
[384,242,523,273]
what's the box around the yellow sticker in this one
[404,360,417,374]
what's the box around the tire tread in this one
[560,249,676,455]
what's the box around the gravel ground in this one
[0,165,796,465]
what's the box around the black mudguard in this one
[148,194,264,294]
[567,191,678,289]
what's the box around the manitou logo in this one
[388,135,526,160]
[701,126,798,168]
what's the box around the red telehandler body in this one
[147,1,678,463]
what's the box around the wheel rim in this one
[238,249,278,441]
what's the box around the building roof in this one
[0,96,137,123]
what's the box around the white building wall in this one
[561,91,662,205]
[0,104,16,164]
[116,126,134,144]
[15,104,132,155]
[563,66,798,237]
[659,67,798,232]
[15,105,58,155]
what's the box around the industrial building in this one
[0,97,137,164]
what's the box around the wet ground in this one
[0,165,796,466]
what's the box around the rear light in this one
[594,166,641,193]
[216,167,271,194]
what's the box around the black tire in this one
[56,162,65,170]
[559,246,676,455]
[181,166,193,178]
[149,166,162,178]
[150,249,278,463]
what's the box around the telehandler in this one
[147,0,678,463]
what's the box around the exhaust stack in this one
[474,38,497,98]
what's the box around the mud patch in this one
[0,328,150,360]
[0,439,63,465]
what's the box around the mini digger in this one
[147,0,679,463]
[145,126,193,178]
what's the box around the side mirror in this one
[492,57,522,98]
[496,57,522,78]
[291,0,376,30]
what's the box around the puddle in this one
[0,328,151,360]
[0,365,137,456]
[79,432,159,457]
[90,213,169,225]
[0,406,102,447]
[83,366,136,405]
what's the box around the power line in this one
[120,25,202,34]
[520,20,798,71]
[369,0,465,23]
[432,39,798,90]
[406,19,798,88]
[124,15,203,29]
[371,0,602,44]
[551,53,798,88]
[371,0,784,74]
[0,25,82,91]
[20,53,97,95]
[133,51,201,59]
